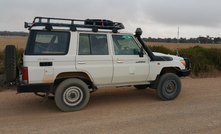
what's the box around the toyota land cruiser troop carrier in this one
[4,17,190,112]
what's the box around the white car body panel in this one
[23,27,186,87]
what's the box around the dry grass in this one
[0,36,27,50]
[145,42,221,50]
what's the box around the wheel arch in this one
[160,67,181,76]
[56,71,93,81]
[51,71,95,94]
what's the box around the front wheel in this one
[156,73,181,101]
[55,78,90,112]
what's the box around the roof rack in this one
[24,17,125,33]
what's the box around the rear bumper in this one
[17,83,52,93]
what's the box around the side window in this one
[112,35,141,55]
[79,34,108,55]
[79,34,90,55]
[25,31,70,55]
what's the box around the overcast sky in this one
[1,0,221,38]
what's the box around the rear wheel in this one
[55,78,90,112]
[156,73,181,100]
[4,45,17,82]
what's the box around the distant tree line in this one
[1,31,221,44]
[143,35,221,44]
[0,31,28,37]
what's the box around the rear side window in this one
[25,31,70,55]
[79,33,108,55]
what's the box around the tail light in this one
[22,67,28,80]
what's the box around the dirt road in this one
[0,77,221,134]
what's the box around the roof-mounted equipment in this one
[45,24,52,31]
[24,17,125,32]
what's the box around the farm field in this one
[0,36,27,50]
[145,42,221,50]
[1,36,221,50]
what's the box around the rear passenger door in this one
[76,33,113,86]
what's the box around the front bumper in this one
[179,69,190,76]
[178,58,191,77]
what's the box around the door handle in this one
[78,61,86,64]
[117,61,123,63]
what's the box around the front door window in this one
[112,35,141,55]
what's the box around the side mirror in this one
[139,47,144,57]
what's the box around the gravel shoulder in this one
[0,77,221,134]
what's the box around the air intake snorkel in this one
[135,28,155,60]
[135,28,173,61]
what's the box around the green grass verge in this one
[149,45,221,76]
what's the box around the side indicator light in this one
[181,61,186,66]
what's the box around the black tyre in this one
[156,73,181,101]
[55,78,90,112]
[4,45,17,82]
[134,85,148,90]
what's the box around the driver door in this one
[111,34,149,84]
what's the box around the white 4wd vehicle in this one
[4,17,190,112]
